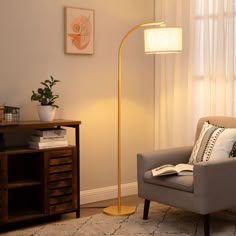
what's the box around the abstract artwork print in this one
[65,7,94,54]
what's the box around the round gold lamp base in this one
[103,206,136,216]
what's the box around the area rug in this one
[0,202,236,236]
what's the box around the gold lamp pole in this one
[103,22,182,216]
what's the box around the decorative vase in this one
[37,105,56,122]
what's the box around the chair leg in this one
[143,199,150,220]
[203,214,210,236]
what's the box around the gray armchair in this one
[137,116,236,236]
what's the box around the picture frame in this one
[64,7,95,55]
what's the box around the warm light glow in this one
[144,27,182,54]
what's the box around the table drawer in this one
[49,180,72,189]
[49,195,73,205]
[46,146,77,215]
[49,187,72,197]
[49,172,73,182]
[49,202,73,214]
[49,149,73,158]
[49,164,72,174]
[49,156,72,166]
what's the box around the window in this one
[193,0,236,79]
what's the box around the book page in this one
[152,166,177,176]
[175,164,193,173]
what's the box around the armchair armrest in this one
[194,158,236,213]
[137,146,193,173]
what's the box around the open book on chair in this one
[152,163,193,176]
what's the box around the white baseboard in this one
[80,182,137,205]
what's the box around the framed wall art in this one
[64,7,95,55]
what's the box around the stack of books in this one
[29,128,68,149]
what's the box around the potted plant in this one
[31,76,60,121]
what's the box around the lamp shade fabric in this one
[144,27,182,54]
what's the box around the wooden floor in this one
[61,194,142,219]
[80,194,142,217]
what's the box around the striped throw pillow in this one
[189,121,236,164]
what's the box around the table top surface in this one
[0,119,81,128]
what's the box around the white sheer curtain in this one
[154,0,195,149]
[193,0,235,115]
[154,0,235,149]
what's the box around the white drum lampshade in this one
[144,27,182,54]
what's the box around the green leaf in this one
[31,76,61,108]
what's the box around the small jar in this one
[4,113,13,121]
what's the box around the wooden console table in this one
[0,119,81,225]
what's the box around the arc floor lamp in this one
[103,22,183,216]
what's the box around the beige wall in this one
[0,0,155,200]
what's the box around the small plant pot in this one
[37,105,56,122]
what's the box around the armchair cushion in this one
[144,170,193,192]
[189,121,236,164]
